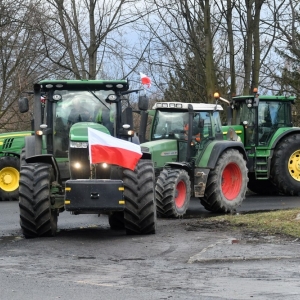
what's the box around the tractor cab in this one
[18,80,144,180]
[141,102,224,168]
[230,92,295,147]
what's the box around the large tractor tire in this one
[123,159,156,235]
[155,168,168,216]
[0,156,20,201]
[271,134,300,196]
[20,148,26,167]
[200,149,248,213]
[108,212,125,230]
[247,173,279,195]
[156,168,191,218]
[19,163,58,238]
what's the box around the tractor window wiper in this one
[88,90,110,110]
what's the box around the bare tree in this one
[32,0,149,80]
[0,0,53,132]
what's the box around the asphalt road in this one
[1,195,300,300]
[187,193,300,216]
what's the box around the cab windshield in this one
[53,90,116,157]
[151,110,214,141]
[54,90,116,128]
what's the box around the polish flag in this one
[140,72,151,88]
[88,127,142,171]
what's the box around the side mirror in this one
[138,95,149,111]
[122,107,133,128]
[19,97,29,113]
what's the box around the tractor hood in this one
[141,139,178,168]
[69,122,110,142]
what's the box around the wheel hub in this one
[175,180,186,208]
[0,167,19,192]
[3,174,12,184]
[288,150,300,181]
[222,163,242,200]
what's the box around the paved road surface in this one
[1,195,300,300]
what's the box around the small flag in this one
[140,72,151,88]
[88,127,142,171]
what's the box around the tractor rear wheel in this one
[19,163,58,238]
[157,168,191,218]
[0,156,20,201]
[123,159,156,235]
[200,149,248,213]
[271,134,300,195]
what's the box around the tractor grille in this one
[2,138,14,149]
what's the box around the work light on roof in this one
[162,103,168,107]
[116,84,124,88]
[246,99,252,108]
[45,84,53,88]
[169,103,175,107]
[176,104,182,108]
[106,84,113,88]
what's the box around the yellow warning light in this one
[214,92,220,99]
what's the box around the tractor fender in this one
[24,135,35,159]
[269,128,300,152]
[206,141,247,169]
[163,162,192,173]
[25,154,61,184]
[0,151,20,157]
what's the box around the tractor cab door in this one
[237,102,258,147]
[257,101,290,145]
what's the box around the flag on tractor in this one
[140,72,151,88]
[88,127,142,171]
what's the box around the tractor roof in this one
[233,95,296,102]
[153,102,223,111]
[38,79,129,92]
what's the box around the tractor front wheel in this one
[157,168,191,218]
[200,149,248,213]
[271,134,300,195]
[19,163,58,238]
[123,159,156,235]
[0,156,20,201]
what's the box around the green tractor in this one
[140,102,249,217]
[219,90,300,195]
[18,79,156,238]
[0,131,32,201]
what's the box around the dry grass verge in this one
[195,209,300,238]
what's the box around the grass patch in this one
[202,209,300,238]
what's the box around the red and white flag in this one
[88,127,142,171]
[140,72,151,88]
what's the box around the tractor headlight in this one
[74,162,81,169]
[70,141,88,148]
